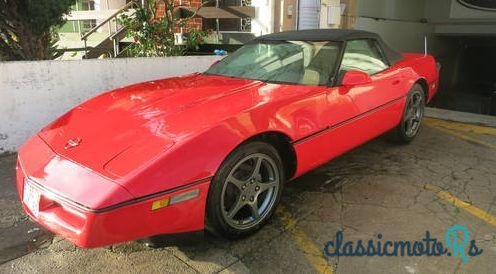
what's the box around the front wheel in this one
[393,84,425,143]
[206,142,284,239]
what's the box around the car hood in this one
[38,73,264,179]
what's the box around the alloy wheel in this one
[404,92,424,137]
[220,153,280,230]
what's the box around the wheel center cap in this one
[243,183,259,196]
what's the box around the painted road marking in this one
[424,119,496,227]
[424,117,496,136]
[275,118,494,273]
[424,118,496,150]
[277,206,334,274]
[425,184,496,228]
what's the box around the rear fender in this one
[399,54,439,102]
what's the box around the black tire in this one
[392,84,425,143]
[206,141,284,239]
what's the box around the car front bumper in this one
[16,138,210,248]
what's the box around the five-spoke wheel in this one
[207,142,284,238]
[393,83,425,143]
[221,153,280,229]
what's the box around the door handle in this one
[392,80,401,85]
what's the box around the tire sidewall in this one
[206,141,284,238]
[397,84,425,143]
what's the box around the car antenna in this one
[424,35,428,56]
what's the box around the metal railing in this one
[80,1,138,57]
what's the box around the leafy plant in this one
[118,0,208,57]
[0,0,76,61]
[185,29,208,51]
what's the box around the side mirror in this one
[340,70,372,86]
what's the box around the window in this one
[82,20,97,32]
[81,0,95,11]
[340,39,389,75]
[205,41,341,86]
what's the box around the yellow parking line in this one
[424,119,496,150]
[423,119,496,226]
[424,117,496,136]
[276,206,334,274]
[425,184,496,228]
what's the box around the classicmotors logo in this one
[324,225,483,263]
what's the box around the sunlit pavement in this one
[1,117,495,274]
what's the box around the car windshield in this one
[205,40,342,86]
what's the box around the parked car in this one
[16,29,439,247]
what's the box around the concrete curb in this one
[425,107,496,128]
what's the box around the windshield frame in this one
[204,39,345,87]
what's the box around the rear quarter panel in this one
[398,53,439,102]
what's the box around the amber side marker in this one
[151,197,170,211]
[150,189,200,211]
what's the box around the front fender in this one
[119,113,297,199]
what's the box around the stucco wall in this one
[425,0,496,22]
[353,0,432,53]
[357,0,427,21]
[0,56,220,153]
[354,0,496,52]
[354,18,433,53]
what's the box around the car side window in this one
[340,39,389,75]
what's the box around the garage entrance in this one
[348,0,496,117]
[430,35,496,116]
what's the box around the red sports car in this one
[16,29,439,248]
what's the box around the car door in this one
[337,39,405,137]
[339,39,402,111]
[294,39,408,175]
[292,41,363,175]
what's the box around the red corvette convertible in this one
[16,29,438,247]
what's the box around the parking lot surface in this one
[1,117,495,274]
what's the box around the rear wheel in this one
[393,84,425,143]
[206,142,284,239]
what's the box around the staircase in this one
[80,1,138,59]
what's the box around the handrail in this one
[81,1,137,41]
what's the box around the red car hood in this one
[38,73,263,179]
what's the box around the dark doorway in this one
[430,35,496,116]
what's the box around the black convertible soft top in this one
[253,29,404,65]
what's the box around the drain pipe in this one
[180,0,183,34]
[216,0,220,43]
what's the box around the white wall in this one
[252,0,275,36]
[0,56,220,153]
